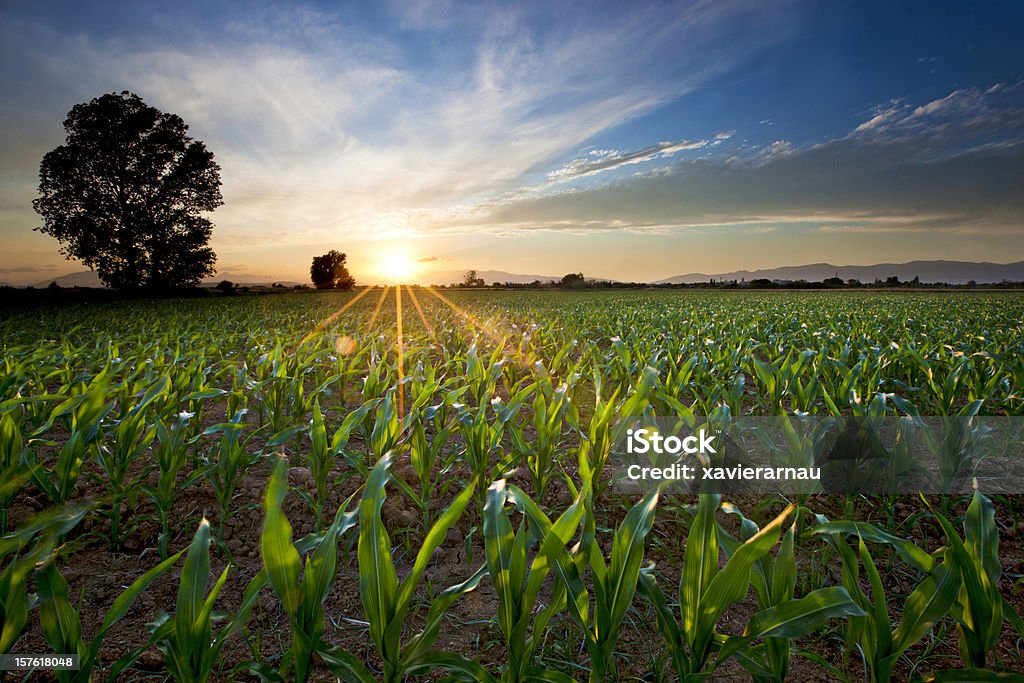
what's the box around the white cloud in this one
[546,138,714,182]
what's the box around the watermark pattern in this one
[611,416,1024,495]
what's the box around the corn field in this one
[2,289,1023,681]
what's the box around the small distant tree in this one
[462,269,485,287]
[310,250,355,289]
[215,279,236,294]
[560,272,585,288]
[885,275,901,287]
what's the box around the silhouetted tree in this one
[310,250,356,289]
[33,91,221,290]
[462,269,485,287]
[560,272,585,288]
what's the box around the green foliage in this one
[356,452,490,682]
[259,457,358,682]
[147,519,265,683]
[1,290,1022,680]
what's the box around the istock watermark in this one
[625,427,717,455]
[610,416,1024,495]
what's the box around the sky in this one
[1,0,1022,285]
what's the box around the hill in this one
[654,260,1024,285]
[32,271,302,288]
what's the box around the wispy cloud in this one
[546,135,728,182]
[851,80,1024,146]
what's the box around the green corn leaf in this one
[716,586,865,665]
[692,503,793,664]
[882,561,961,676]
[357,451,399,661]
[175,518,214,660]
[858,535,892,660]
[261,458,303,617]
[681,493,721,646]
[811,520,935,573]
[484,480,519,640]
[600,487,659,648]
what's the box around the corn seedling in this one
[0,413,28,534]
[144,411,205,558]
[34,517,181,680]
[146,519,267,682]
[578,366,658,501]
[637,495,812,678]
[258,457,358,683]
[203,408,262,546]
[1,505,88,655]
[714,504,865,681]
[509,362,578,500]
[483,479,586,683]
[92,376,167,549]
[355,452,491,682]
[924,490,1024,673]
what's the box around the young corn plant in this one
[305,400,338,531]
[146,519,267,683]
[572,486,660,682]
[490,477,658,682]
[716,503,864,682]
[924,490,1024,675]
[29,377,114,505]
[482,479,587,683]
[638,495,861,679]
[509,366,576,500]
[144,411,205,559]
[1,505,88,655]
[34,527,182,680]
[577,366,657,501]
[458,387,532,520]
[355,452,491,682]
[258,457,359,683]
[93,376,168,550]
[0,413,29,534]
[407,394,460,529]
[812,523,960,683]
[203,408,261,548]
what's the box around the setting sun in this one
[377,251,419,282]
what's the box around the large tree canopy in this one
[33,91,222,290]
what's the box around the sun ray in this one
[293,285,374,351]
[404,285,436,341]
[367,285,391,332]
[424,285,537,370]
[395,283,405,419]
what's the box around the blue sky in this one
[1,0,1022,283]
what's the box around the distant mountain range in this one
[29,271,303,288]
[654,260,1024,285]
[18,260,1024,289]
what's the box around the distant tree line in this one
[432,270,1024,291]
